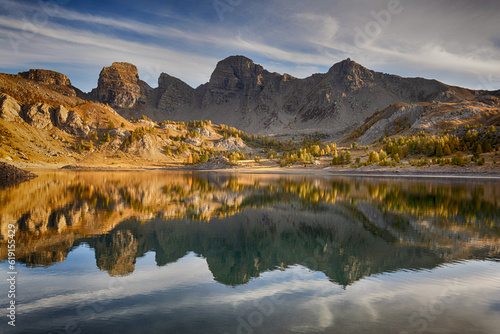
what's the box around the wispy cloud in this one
[0,0,499,91]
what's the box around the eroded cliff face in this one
[91,62,152,108]
[200,55,285,107]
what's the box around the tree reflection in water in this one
[0,170,498,285]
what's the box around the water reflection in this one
[1,171,498,286]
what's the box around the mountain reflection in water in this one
[1,170,498,286]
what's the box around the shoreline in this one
[197,167,500,180]
[9,161,499,180]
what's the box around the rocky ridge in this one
[0,56,499,169]
[91,56,483,136]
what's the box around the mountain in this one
[0,56,498,168]
[91,56,481,136]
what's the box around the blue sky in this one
[0,0,499,92]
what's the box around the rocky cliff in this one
[90,56,480,136]
[91,62,152,108]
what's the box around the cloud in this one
[0,13,220,90]
[0,0,499,91]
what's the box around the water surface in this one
[1,171,499,333]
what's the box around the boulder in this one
[0,93,23,122]
[53,105,69,126]
[161,124,178,130]
[65,110,90,136]
[137,119,155,127]
[215,137,250,152]
[108,127,130,141]
[185,137,203,146]
[196,127,214,137]
[21,103,53,130]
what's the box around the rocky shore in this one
[0,162,37,189]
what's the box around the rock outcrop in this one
[18,69,78,97]
[18,69,71,86]
[215,137,250,153]
[0,93,22,122]
[123,133,169,159]
[61,108,91,136]
[1,93,90,135]
[358,103,426,145]
[21,103,54,130]
[91,62,152,108]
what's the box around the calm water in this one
[1,171,499,334]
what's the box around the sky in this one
[0,0,499,92]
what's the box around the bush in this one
[123,127,157,148]
[177,142,187,155]
[200,152,209,163]
[451,152,467,166]
[331,151,351,165]
[368,151,379,164]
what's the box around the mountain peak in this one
[214,55,263,75]
[219,55,255,65]
[91,62,149,108]
[110,62,138,71]
[209,55,264,86]
[329,58,367,74]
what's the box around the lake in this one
[1,170,499,334]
